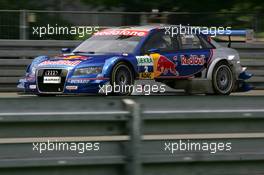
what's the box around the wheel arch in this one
[103,57,138,79]
[207,58,232,80]
[111,60,137,79]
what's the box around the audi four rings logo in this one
[44,70,59,76]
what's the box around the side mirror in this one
[148,48,160,54]
[61,48,71,53]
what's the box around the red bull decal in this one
[63,55,88,60]
[94,29,148,37]
[39,60,81,66]
[181,55,205,65]
[54,55,89,60]
[156,55,178,75]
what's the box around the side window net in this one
[143,31,174,53]
[180,34,203,49]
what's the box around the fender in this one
[102,56,138,78]
[28,55,49,74]
[206,58,232,80]
[32,56,49,66]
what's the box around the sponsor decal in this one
[181,55,205,65]
[137,56,154,79]
[67,77,109,84]
[39,60,81,66]
[66,86,78,90]
[29,84,37,89]
[156,55,178,75]
[68,79,90,84]
[63,55,88,60]
[136,56,153,66]
[95,29,148,37]
[43,76,61,84]
[139,72,153,79]
[53,55,89,60]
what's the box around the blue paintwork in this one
[17,27,251,94]
[239,71,253,80]
[237,81,254,92]
[18,28,154,94]
[18,52,142,94]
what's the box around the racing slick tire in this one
[212,62,234,95]
[110,62,134,96]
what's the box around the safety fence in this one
[0,97,264,175]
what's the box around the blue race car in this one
[18,25,252,96]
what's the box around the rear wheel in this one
[110,62,134,95]
[212,62,234,95]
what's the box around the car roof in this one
[118,25,161,31]
[107,24,188,31]
[107,24,166,31]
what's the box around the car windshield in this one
[73,34,144,54]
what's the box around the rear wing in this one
[205,29,254,47]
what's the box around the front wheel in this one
[110,62,134,95]
[212,62,234,95]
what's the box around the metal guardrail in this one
[0,40,264,58]
[0,97,264,175]
[1,10,264,40]
[0,40,263,91]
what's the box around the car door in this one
[140,30,180,79]
[174,34,214,78]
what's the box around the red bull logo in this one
[157,55,177,75]
[63,55,88,60]
[54,55,89,60]
[181,55,205,65]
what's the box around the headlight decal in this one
[73,67,102,76]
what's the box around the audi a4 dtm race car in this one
[18,25,253,96]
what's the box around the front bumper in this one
[236,68,253,92]
[18,76,109,94]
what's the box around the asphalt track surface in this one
[0,91,263,110]
[0,90,264,97]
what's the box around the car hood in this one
[37,54,124,68]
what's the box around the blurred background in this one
[0,0,263,40]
